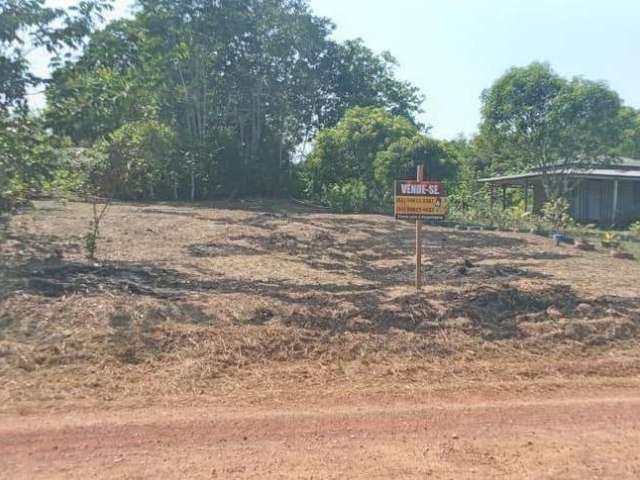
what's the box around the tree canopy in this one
[2,2,639,219]
[478,62,624,197]
[0,0,111,210]
[44,0,424,201]
[303,106,453,212]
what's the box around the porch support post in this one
[611,179,619,226]
[502,185,507,210]
[524,181,529,213]
[490,185,495,211]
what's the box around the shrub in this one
[41,163,88,198]
[601,231,620,249]
[92,120,176,200]
[0,114,60,211]
[324,180,368,213]
[542,197,574,231]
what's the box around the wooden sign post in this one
[394,166,448,291]
[416,165,424,290]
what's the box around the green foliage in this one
[324,180,368,213]
[304,107,449,212]
[617,107,640,159]
[600,231,621,250]
[629,221,640,236]
[92,120,176,200]
[47,67,158,144]
[0,113,61,211]
[0,0,111,211]
[326,39,424,125]
[374,135,454,194]
[1,0,111,111]
[479,62,624,198]
[45,1,424,200]
[84,226,98,259]
[42,163,88,198]
[542,197,574,231]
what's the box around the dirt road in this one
[2,386,640,479]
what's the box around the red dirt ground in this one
[2,385,640,479]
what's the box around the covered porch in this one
[479,172,546,215]
[480,170,640,227]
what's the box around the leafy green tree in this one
[320,39,424,127]
[618,106,640,159]
[325,180,368,213]
[304,107,448,212]
[479,62,624,198]
[45,0,424,201]
[92,120,176,200]
[438,136,485,214]
[0,114,61,209]
[0,0,111,210]
[47,66,158,144]
[374,135,453,194]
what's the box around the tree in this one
[0,0,111,210]
[374,135,453,197]
[45,0,425,201]
[319,39,424,127]
[479,62,623,198]
[1,0,111,110]
[618,106,640,159]
[0,114,60,210]
[304,106,448,212]
[92,120,176,200]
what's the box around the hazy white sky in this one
[32,0,640,139]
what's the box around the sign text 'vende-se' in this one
[394,180,448,220]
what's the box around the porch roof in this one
[480,168,640,187]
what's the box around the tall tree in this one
[479,62,623,198]
[618,106,640,159]
[45,0,425,201]
[0,0,111,210]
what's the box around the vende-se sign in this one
[395,180,448,220]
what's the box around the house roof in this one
[480,157,640,186]
[618,157,640,168]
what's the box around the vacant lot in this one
[1,200,640,478]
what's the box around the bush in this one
[92,120,176,200]
[324,180,368,213]
[542,197,574,231]
[43,169,85,196]
[303,107,451,212]
[0,114,61,211]
[629,221,640,236]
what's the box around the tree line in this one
[45,0,423,201]
[1,1,639,214]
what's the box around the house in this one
[479,157,640,227]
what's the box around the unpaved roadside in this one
[2,386,640,479]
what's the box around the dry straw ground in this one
[1,199,640,411]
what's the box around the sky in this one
[31,0,640,139]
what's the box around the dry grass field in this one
[2,199,640,478]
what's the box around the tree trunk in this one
[190,166,196,201]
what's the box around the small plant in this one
[629,221,640,237]
[542,197,574,231]
[507,206,531,231]
[601,231,620,249]
[84,196,111,260]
